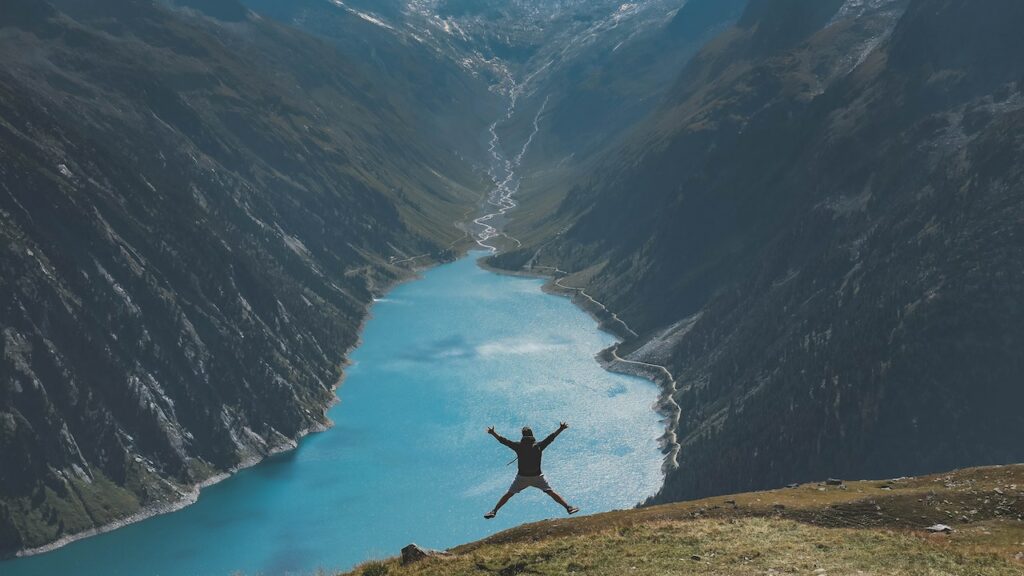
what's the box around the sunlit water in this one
[2,256,665,576]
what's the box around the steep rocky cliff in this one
[493,0,1024,502]
[0,0,478,554]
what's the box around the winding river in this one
[2,256,666,576]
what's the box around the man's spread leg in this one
[486,490,516,519]
[543,488,574,512]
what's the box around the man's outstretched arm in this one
[538,422,569,450]
[487,426,517,449]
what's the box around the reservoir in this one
[2,256,666,576]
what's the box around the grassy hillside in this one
[345,465,1024,575]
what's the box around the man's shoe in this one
[484,511,497,519]
[567,506,580,515]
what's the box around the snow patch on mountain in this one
[327,0,395,30]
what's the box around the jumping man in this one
[484,422,579,519]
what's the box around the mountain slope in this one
[238,0,504,169]
[513,0,749,165]
[491,0,1024,503]
[343,465,1024,575]
[0,0,479,555]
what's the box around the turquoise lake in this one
[2,256,665,576]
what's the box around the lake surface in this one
[2,256,665,576]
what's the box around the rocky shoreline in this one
[13,416,333,559]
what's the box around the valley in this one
[0,0,709,559]
[1,0,1022,572]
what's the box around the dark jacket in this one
[493,429,563,476]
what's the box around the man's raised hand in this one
[487,426,496,435]
[559,422,569,430]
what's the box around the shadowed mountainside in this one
[0,0,480,555]
[491,0,1024,503]
[238,0,503,169]
[515,0,750,165]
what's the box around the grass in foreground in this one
[354,517,1021,576]
[345,465,1024,576]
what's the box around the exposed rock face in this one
[493,0,1024,503]
[0,0,478,555]
[401,543,433,565]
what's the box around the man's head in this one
[521,426,535,444]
